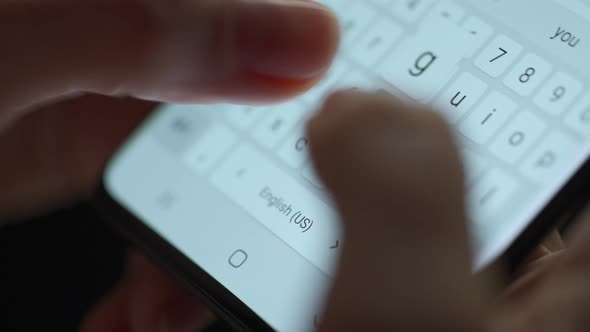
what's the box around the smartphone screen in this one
[104,0,590,330]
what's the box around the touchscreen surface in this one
[105,0,590,330]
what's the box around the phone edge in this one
[92,183,275,332]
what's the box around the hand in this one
[307,91,590,332]
[0,1,338,331]
[494,220,590,332]
[0,0,339,221]
[308,91,489,331]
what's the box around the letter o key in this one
[295,137,309,151]
[509,131,526,146]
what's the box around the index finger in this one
[308,92,490,331]
[0,0,339,115]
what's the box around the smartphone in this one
[96,0,590,330]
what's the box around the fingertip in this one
[142,0,341,103]
[307,90,394,150]
[242,70,325,100]
[307,91,388,195]
[236,1,340,79]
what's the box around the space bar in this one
[210,145,341,275]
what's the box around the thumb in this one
[560,210,590,272]
[1,0,338,115]
[494,212,590,332]
[308,92,489,331]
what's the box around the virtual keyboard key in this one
[490,111,547,165]
[378,17,470,102]
[565,93,590,138]
[459,91,518,145]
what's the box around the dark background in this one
[0,203,233,332]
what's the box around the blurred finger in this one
[543,231,566,252]
[497,269,590,332]
[0,95,152,220]
[559,207,590,272]
[80,272,131,332]
[512,230,567,282]
[308,91,489,331]
[81,251,212,332]
[1,0,339,118]
[503,250,565,302]
[496,211,590,332]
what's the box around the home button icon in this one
[228,250,248,268]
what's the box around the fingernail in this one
[160,294,213,332]
[236,0,340,79]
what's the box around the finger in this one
[495,275,590,332]
[307,91,489,331]
[1,0,339,116]
[496,212,590,332]
[80,273,131,332]
[522,246,552,267]
[0,95,152,220]
[560,208,590,271]
[81,251,212,332]
[496,264,590,332]
[126,253,213,332]
[308,91,466,243]
[503,250,565,302]
[543,230,566,252]
[512,230,566,281]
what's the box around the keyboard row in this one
[153,97,576,230]
[165,105,519,228]
[326,0,589,118]
[220,81,582,184]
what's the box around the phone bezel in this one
[94,146,590,330]
[93,184,274,331]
